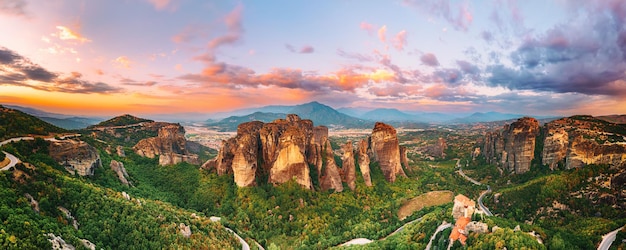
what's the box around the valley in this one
[0,105,624,249]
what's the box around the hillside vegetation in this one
[0,105,65,140]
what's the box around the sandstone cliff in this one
[205,115,406,190]
[357,138,372,186]
[49,140,101,176]
[542,116,626,169]
[133,124,200,166]
[370,122,406,182]
[482,117,540,174]
[341,141,356,191]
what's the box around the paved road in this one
[225,228,250,250]
[598,226,624,250]
[1,151,19,171]
[457,160,493,216]
[425,222,452,250]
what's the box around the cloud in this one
[484,0,626,97]
[336,49,374,62]
[404,0,473,31]
[0,0,27,16]
[300,45,314,54]
[456,60,479,75]
[172,24,210,43]
[360,21,375,34]
[208,4,244,50]
[378,25,387,42]
[56,26,91,43]
[420,53,440,67]
[0,47,121,94]
[146,0,178,11]
[120,77,158,87]
[392,30,407,51]
[113,56,132,68]
[286,44,315,54]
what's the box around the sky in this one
[1,0,626,117]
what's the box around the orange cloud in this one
[392,30,407,51]
[113,56,132,68]
[378,25,387,43]
[208,4,243,49]
[56,26,90,43]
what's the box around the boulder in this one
[179,223,192,238]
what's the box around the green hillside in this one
[0,105,66,140]
[91,114,153,128]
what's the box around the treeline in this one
[0,105,65,140]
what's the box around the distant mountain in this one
[336,107,370,118]
[4,104,103,129]
[91,114,153,128]
[207,105,294,120]
[361,108,415,121]
[39,116,101,130]
[286,102,370,128]
[598,115,626,124]
[209,112,287,131]
[0,105,66,140]
[450,112,526,123]
[209,102,371,131]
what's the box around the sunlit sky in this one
[1,0,626,116]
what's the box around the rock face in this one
[134,124,200,166]
[341,141,356,191]
[47,233,75,250]
[542,117,626,170]
[49,140,101,176]
[116,145,126,157]
[400,146,410,170]
[482,117,540,174]
[320,139,343,192]
[110,160,130,186]
[370,122,406,182]
[357,139,372,186]
[205,115,406,190]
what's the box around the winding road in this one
[456,159,493,216]
[598,226,624,250]
[425,221,452,250]
[1,151,19,171]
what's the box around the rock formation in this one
[400,146,410,170]
[24,193,39,213]
[116,145,126,157]
[110,160,130,186]
[341,141,356,191]
[58,206,79,230]
[319,139,343,192]
[47,233,75,250]
[482,117,540,174]
[205,115,406,190]
[134,124,200,166]
[179,223,192,238]
[542,117,626,169]
[370,122,406,182]
[357,139,372,187]
[49,140,101,176]
[427,137,448,159]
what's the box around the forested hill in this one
[0,105,66,140]
[90,114,153,128]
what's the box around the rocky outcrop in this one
[400,146,410,170]
[357,139,372,187]
[116,145,126,157]
[542,117,626,170]
[134,124,200,166]
[427,138,448,159]
[49,140,101,176]
[179,223,192,238]
[110,160,130,186]
[206,115,407,190]
[341,141,356,191]
[80,239,96,250]
[482,117,540,174]
[24,193,39,213]
[47,233,75,250]
[465,221,488,234]
[320,139,343,192]
[370,122,406,182]
[58,206,79,230]
[231,121,264,187]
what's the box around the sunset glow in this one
[1,0,626,116]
